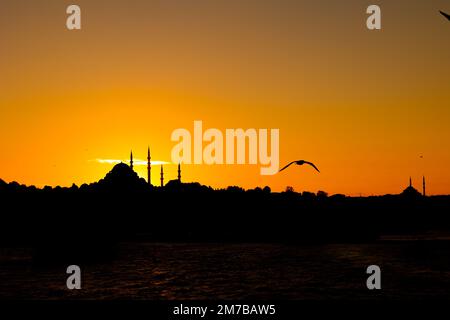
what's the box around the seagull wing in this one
[304,161,320,173]
[279,161,296,172]
[440,11,450,21]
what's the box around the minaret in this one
[409,177,412,188]
[177,162,181,182]
[160,165,164,187]
[130,150,134,171]
[147,147,151,185]
[423,176,426,196]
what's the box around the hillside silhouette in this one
[1,163,450,262]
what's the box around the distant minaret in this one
[177,162,181,182]
[130,150,134,171]
[409,177,412,187]
[147,147,151,185]
[423,176,426,196]
[160,165,164,187]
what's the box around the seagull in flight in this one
[440,10,450,21]
[279,160,320,173]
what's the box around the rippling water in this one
[1,242,450,300]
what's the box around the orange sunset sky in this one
[1,0,449,195]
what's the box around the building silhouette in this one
[126,148,183,187]
[423,176,426,197]
[401,177,422,197]
[147,147,151,186]
[130,150,134,171]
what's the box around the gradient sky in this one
[1,0,449,195]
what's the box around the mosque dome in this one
[98,162,146,191]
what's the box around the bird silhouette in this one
[440,10,450,21]
[279,160,320,173]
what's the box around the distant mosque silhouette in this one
[401,176,426,197]
[129,148,181,187]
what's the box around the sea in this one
[1,241,450,300]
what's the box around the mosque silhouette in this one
[101,148,183,191]
[401,177,426,197]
